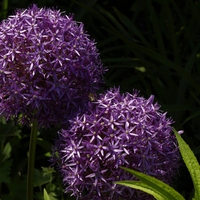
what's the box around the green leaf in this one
[145,1,167,57]
[2,142,11,161]
[174,129,200,199]
[0,159,12,183]
[44,188,51,200]
[122,39,200,94]
[37,138,53,153]
[41,166,55,176]
[116,167,185,200]
[1,174,26,200]
[33,168,52,187]
[116,180,167,199]
[1,0,8,19]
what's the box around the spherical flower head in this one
[52,87,180,200]
[0,4,105,127]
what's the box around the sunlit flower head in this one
[52,87,180,199]
[0,4,105,127]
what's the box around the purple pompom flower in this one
[0,4,105,127]
[52,87,180,200]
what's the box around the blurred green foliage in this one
[0,0,200,199]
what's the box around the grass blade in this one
[145,1,167,57]
[116,167,185,200]
[43,188,51,200]
[116,180,167,200]
[174,129,200,199]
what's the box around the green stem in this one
[27,120,38,200]
[2,0,8,19]
[0,183,2,198]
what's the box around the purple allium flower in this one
[52,87,180,200]
[0,4,105,127]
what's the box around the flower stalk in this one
[27,120,38,200]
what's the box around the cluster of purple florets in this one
[0,4,180,200]
[54,88,180,200]
[0,4,105,127]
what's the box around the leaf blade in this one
[174,129,200,199]
[116,167,185,200]
[44,188,51,200]
[116,180,167,200]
